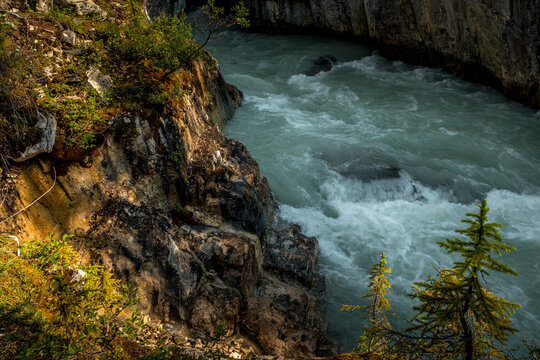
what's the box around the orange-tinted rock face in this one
[0,55,332,357]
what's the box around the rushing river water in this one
[210,30,540,352]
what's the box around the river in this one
[209,30,540,352]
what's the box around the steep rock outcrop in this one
[239,0,540,108]
[0,57,330,357]
[245,225,328,356]
[144,0,187,18]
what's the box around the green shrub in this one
[108,12,195,72]
[0,234,146,359]
[102,8,200,109]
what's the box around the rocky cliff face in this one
[0,56,331,357]
[239,0,540,108]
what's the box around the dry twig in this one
[0,167,56,226]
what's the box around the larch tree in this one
[341,252,392,354]
[408,199,520,360]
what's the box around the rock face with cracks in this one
[0,56,332,357]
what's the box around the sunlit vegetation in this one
[341,253,392,354]
[0,234,235,359]
[0,0,248,151]
[0,234,148,359]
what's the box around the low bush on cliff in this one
[0,233,235,360]
[0,234,149,359]
[100,0,249,109]
[101,10,197,109]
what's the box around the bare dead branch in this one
[0,167,56,226]
[1,10,30,38]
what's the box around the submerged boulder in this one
[304,55,338,76]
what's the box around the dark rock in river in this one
[304,55,338,76]
[337,161,401,183]
[315,146,401,182]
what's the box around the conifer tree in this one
[342,252,392,353]
[408,199,520,360]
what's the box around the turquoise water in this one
[211,31,540,352]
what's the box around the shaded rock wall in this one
[0,57,330,357]
[240,0,540,108]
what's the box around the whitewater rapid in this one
[209,31,540,352]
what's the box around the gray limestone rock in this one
[35,0,53,12]
[144,0,187,18]
[243,276,328,358]
[263,225,318,287]
[10,112,56,162]
[55,0,107,17]
[61,29,76,47]
[87,68,112,96]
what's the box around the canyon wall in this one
[239,0,539,108]
[0,56,331,357]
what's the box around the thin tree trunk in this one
[461,283,474,360]
[461,312,473,360]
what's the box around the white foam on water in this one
[438,127,458,136]
[216,30,540,354]
[227,73,276,92]
[281,185,540,351]
[288,73,332,95]
[250,93,291,112]
[340,55,380,73]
